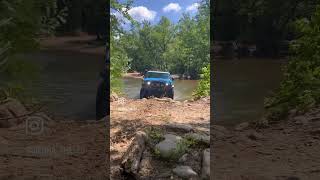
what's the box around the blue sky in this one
[115,0,201,25]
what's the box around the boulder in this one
[185,133,210,145]
[234,122,250,131]
[201,149,210,179]
[0,98,28,128]
[165,123,194,133]
[155,134,183,159]
[163,134,182,142]
[172,166,198,178]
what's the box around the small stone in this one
[0,98,28,128]
[212,125,227,132]
[0,136,8,145]
[212,125,229,139]
[172,166,198,178]
[110,93,118,102]
[201,149,210,179]
[178,153,188,163]
[234,122,250,131]
[286,177,300,180]
[293,116,309,125]
[247,131,264,141]
[288,109,297,119]
[310,128,320,135]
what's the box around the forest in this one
[111,0,210,79]
[1,0,320,118]
[213,0,319,57]
[110,0,210,97]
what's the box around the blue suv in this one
[140,71,174,99]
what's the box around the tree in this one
[0,0,67,99]
[265,5,320,120]
[110,0,133,93]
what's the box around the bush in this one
[265,6,320,120]
[193,64,210,99]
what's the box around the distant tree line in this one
[114,0,210,79]
[213,0,319,57]
[56,0,107,40]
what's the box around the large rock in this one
[164,134,182,142]
[165,123,193,133]
[172,166,198,178]
[201,149,210,179]
[0,98,28,128]
[234,122,250,131]
[185,133,210,145]
[155,134,183,159]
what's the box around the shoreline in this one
[39,35,105,56]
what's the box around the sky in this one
[115,0,201,26]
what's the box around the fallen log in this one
[121,131,147,176]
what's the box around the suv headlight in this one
[146,81,151,85]
[165,83,169,86]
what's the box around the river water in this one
[24,50,285,124]
[213,59,286,125]
[121,78,198,100]
[24,50,105,120]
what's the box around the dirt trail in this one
[212,108,320,180]
[0,117,107,179]
[110,97,210,178]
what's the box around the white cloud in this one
[111,11,129,24]
[128,6,157,22]
[186,3,200,12]
[163,3,181,13]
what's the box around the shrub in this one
[265,6,320,120]
[193,64,210,99]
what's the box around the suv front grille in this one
[150,82,165,88]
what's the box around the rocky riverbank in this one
[212,106,320,180]
[0,98,107,179]
[110,96,210,179]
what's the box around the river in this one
[121,77,198,100]
[213,59,286,126]
[24,50,104,120]
[23,50,285,124]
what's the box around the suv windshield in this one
[145,72,170,79]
